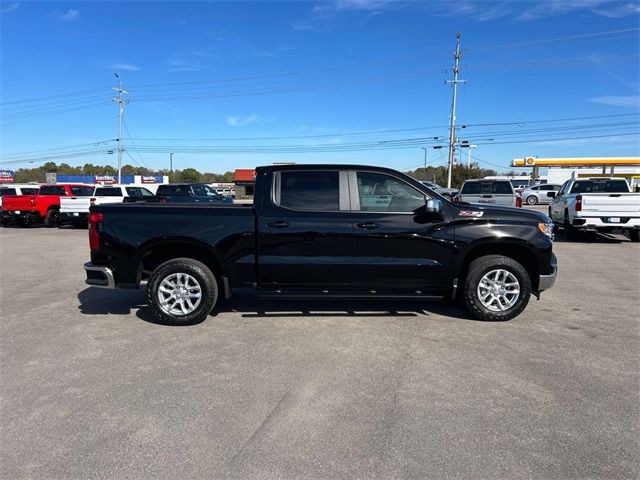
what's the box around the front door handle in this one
[267,220,289,228]
[357,222,380,230]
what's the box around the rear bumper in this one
[84,262,115,288]
[573,215,640,229]
[538,253,557,292]
[60,212,88,223]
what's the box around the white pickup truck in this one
[548,177,640,241]
[60,185,155,227]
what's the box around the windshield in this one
[571,179,629,194]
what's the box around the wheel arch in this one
[458,240,540,291]
[137,237,225,281]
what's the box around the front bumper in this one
[84,262,116,288]
[538,264,557,292]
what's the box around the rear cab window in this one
[94,187,123,196]
[39,186,67,195]
[69,186,95,196]
[570,179,630,194]
[461,181,513,195]
[0,188,17,196]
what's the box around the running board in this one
[258,289,444,300]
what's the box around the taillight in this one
[575,195,582,212]
[90,197,96,206]
[88,212,103,251]
[516,196,522,208]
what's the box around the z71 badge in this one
[459,210,484,217]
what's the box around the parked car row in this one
[450,177,640,242]
[1,183,232,228]
[548,177,640,241]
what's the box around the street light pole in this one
[170,153,174,174]
[421,147,428,170]
[467,144,477,167]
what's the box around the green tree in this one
[180,168,202,183]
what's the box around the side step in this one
[258,288,444,300]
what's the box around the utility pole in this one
[445,33,465,188]
[112,73,129,184]
[421,147,428,170]
[170,152,175,173]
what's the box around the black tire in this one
[526,195,538,205]
[564,210,577,240]
[147,258,218,325]
[44,209,59,227]
[629,229,640,243]
[463,255,531,321]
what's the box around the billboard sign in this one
[0,170,14,183]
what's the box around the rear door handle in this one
[267,220,289,228]
[357,222,380,230]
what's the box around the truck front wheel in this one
[147,258,218,325]
[463,255,531,321]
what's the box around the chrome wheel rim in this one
[477,269,520,312]
[157,273,202,316]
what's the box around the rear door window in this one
[0,188,17,196]
[21,188,39,195]
[275,171,340,211]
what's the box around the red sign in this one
[94,175,115,184]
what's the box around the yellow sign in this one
[512,157,640,167]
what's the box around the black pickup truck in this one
[155,183,233,203]
[84,164,557,325]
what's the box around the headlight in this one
[538,222,554,241]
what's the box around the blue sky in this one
[1,0,639,174]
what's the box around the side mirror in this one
[546,191,557,198]
[425,198,443,213]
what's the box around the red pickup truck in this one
[1,184,94,227]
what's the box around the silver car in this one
[458,179,518,207]
[520,184,562,205]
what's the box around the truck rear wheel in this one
[44,209,59,227]
[629,229,640,242]
[463,255,531,321]
[147,258,218,325]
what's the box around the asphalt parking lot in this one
[1,219,639,479]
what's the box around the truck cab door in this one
[258,170,352,288]
[348,170,455,294]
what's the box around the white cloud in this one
[111,63,141,72]
[589,95,640,107]
[1,3,19,14]
[226,114,263,127]
[516,0,639,21]
[53,8,80,22]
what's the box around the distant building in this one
[234,169,255,199]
